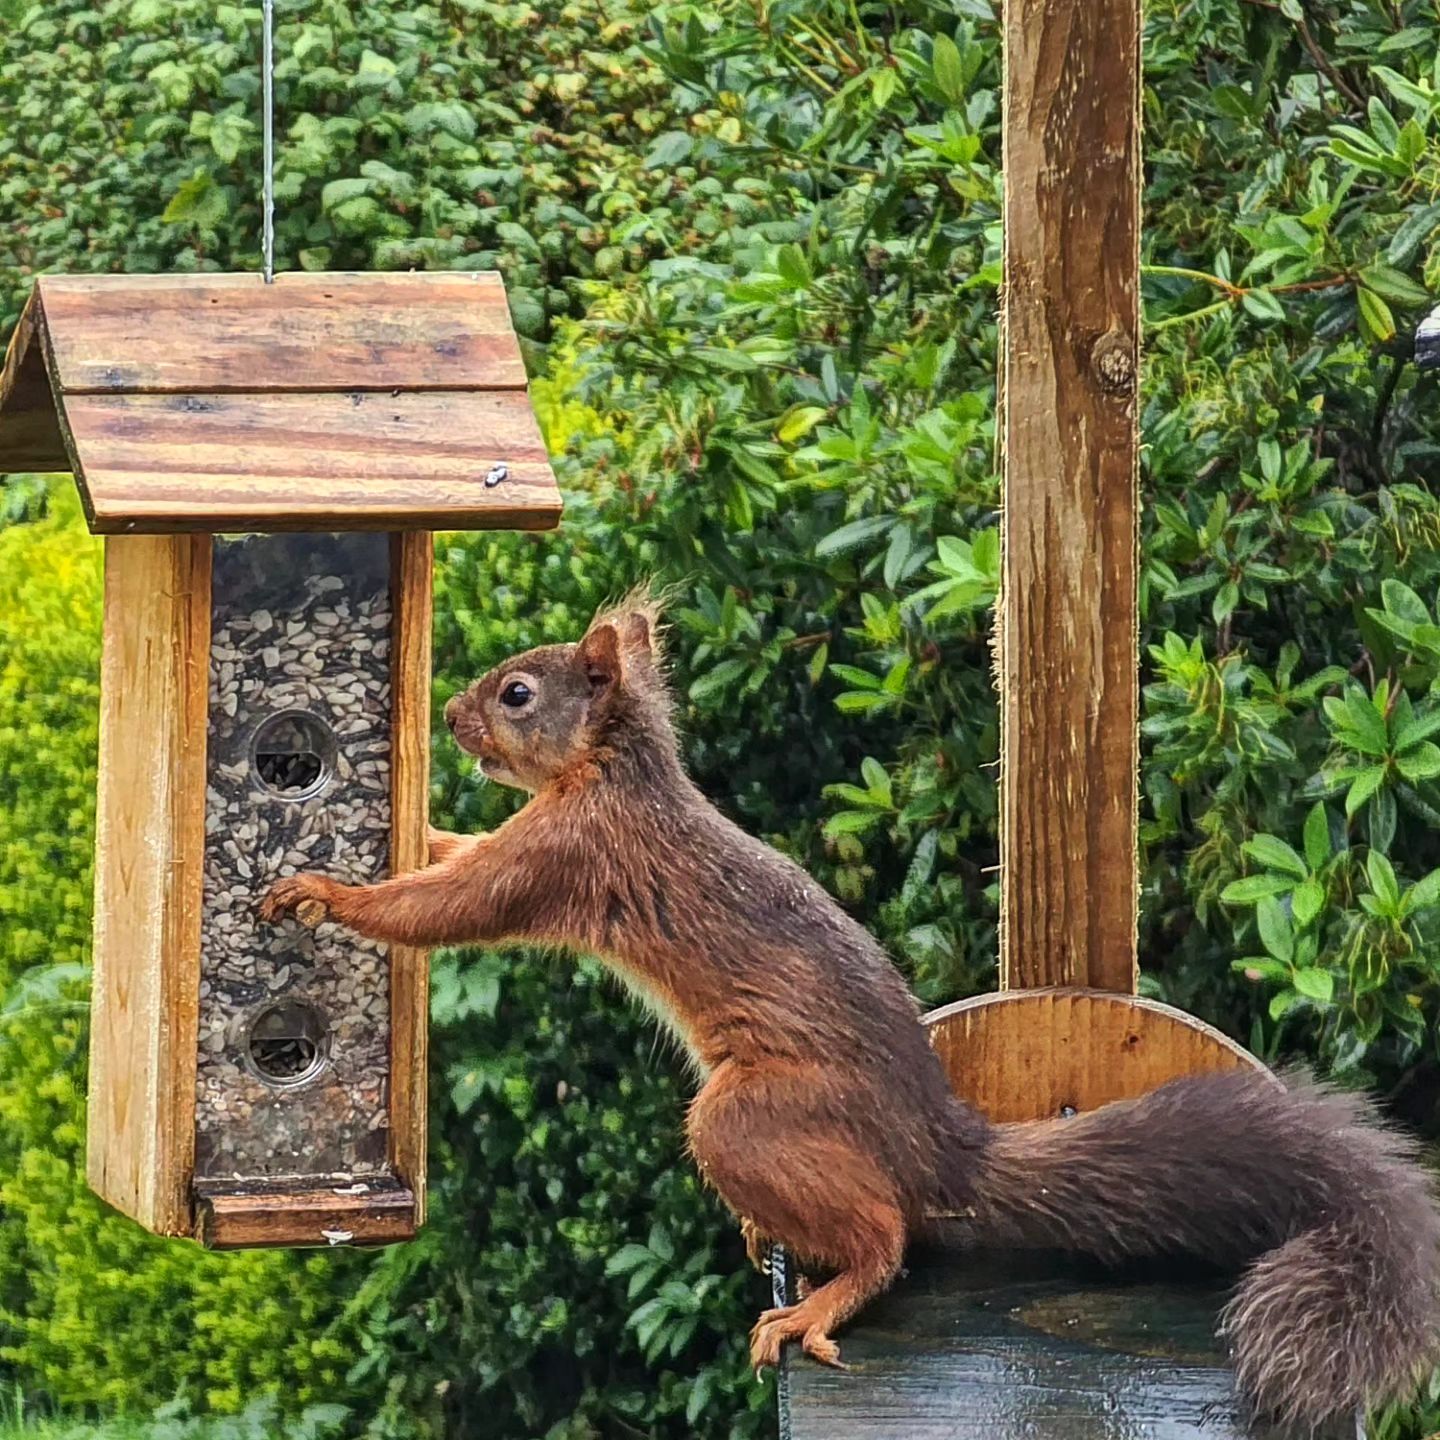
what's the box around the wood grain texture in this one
[36,272,527,393]
[780,1248,1360,1440]
[998,0,1142,992]
[86,534,211,1237]
[0,290,68,472]
[388,532,432,1225]
[194,1182,416,1249]
[61,390,561,534]
[923,990,1270,1126]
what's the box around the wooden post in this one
[87,534,210,1236]
[388,531,434,1224]
[998,0,1142,993]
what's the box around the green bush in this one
[7,0,1440,1436]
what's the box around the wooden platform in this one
[777,1248,1363,1440]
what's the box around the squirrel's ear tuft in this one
[577,620,623,694]
[585,581,670,672]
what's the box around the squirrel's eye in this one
[500,680,534,709]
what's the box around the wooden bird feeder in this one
[0,270,560,1249]
[779,1,1354,1435]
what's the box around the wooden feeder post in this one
[0,272,560,1249]
[776,2,1342,1435]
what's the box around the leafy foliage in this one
[6,0,1440,1436]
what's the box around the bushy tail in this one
[958,1070,1440,1427]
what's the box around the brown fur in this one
[262,597,1440,1427]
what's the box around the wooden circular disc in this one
[295,897,328,928]
[922,988,1274,1125]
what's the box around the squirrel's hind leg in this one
[687,1073,907,1371]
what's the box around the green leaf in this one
[783,406,829,443]
[932,34,966,104]
[1383,577,1431,625]
[1256,896,1293,963]
[1292,967,1335,1005]
[860,756,891,798]
[1394,707,1440,752]
[357,47,398,79]
[1269,989,1301,1022]
[1303,802,1332,870]
[1357,286,1398,343]
[1397,742,1440,780]
[815,516,891,558]
[209,111,250,165]
[1388,201,1440,265]
[1408,869,1440,910]
[775,244,811,288]
[1242,288,1285,322]
[1221,875,1295,904]
[1368,97,1402,150]
[1292,878,1325,928]
[823,809,885,837]
[1332,691,1390,757]
[1346,765,1388,817]
[645,131,692,168]
[687,658,748,701]
[161,171,227,227]
[829,664,882,690]
[1242,834,1308,880]
[1359,263,1430,308]
[1367,850,1401,907]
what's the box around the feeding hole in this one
[252,710,337,799]
[243,999,329,1087]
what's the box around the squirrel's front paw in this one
[259,874,336,925]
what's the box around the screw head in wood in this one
[1089,331,1135,396]
[483,462,509,487]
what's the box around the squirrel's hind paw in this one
[749,1307,847,1372]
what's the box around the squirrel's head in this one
[443,589,671,792]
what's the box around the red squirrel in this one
[262,593,1440,1427]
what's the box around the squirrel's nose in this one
[443,696,461,732]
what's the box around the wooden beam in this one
[998,0,1142,992]
[86,534,211,1236]
[0,290,68,473]
[388,532,433,1224]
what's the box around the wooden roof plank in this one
[37,271,529,395]
[65,389,561,533]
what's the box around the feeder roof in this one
[0,272,561,534]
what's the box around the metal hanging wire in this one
[261,0,275,282]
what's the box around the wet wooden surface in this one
[779,1249,1361,1440]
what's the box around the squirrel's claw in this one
[740,1218,773,1275]
[750,1306,846,1373]
[259,874,331,926]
